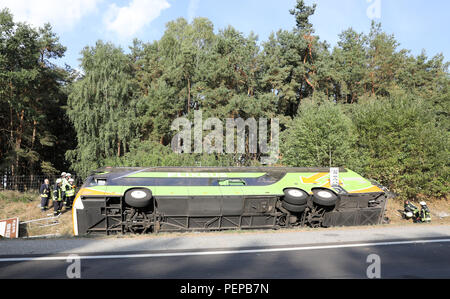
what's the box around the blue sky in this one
[2,0,449,69]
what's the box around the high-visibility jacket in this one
[40,183,50,198]
[53,185,63,202]
[420,206,432,223]
[61,178,70,192]
[66,185,76,197]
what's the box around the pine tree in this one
[0,9,72,176]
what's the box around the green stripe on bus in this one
[126,172,267,178]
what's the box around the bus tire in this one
[312,188,338,207]
[283,188,308,205]
[282,201,307,213]
[124,188,152,208]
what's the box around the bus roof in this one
[92,166,348,175]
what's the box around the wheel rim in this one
[316,190,333,199]
[130,190,147,199]
[287,189,306,198]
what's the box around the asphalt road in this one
[0,239,449,279]
[1,225,450,279]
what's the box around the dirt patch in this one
[1,191,448,239]
[385,198,450,225]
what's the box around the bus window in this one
[96,179,107,186]
[218,179,246,186]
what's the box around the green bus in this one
[72,167,389,236]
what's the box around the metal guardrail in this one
[18,215,62,239]
[20,215,61,227]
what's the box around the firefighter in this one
[65,178,76,209]
[60,172,69,206]
[419,201,431,223]
[63,173,73,207]
[39,179,51,212]
[53,178,64,216]
[65,173,71,186]
[404,200,420,223]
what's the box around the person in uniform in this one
[39,179,51,211]
[65,178,76,209]
[53,178,64,216]
[419,201,431,223]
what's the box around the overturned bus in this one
[72,167,389,236]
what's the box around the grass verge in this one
[0,190,74,238]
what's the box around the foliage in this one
[66,41,138,176]
[103,140,242,168]
[0,8,75,176]
[348,94,449,199]
[281,100,357,167]
[0,1,448,200]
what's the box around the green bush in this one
[103,140,244,169]
[280,99,357,167]
[349,95,449,199]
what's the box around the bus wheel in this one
[312,188,338,207]
[282,201,307,213]
[124,188,153,208]
[283,188,308,205]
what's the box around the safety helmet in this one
[56,178,62,184]
[68,178,74,183]
[419,201,427,206]
[66,173,71,177]
[61,172,66,177]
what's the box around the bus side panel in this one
[77,199,106,235]
[322,208,383,227]
[156,196,222,216]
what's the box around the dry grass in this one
[0,191,449,239]
[0,191,74,238]
[384,197,450,225]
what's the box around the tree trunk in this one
[9,105,13,141]
[187,77,191,113]
[15,109,24,174]
[305,76,315,90]
[31,120,37,149]
[371,72,375,96]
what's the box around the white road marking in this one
[1,238,449,263]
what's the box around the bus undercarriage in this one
[75,192,389,235]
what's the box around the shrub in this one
[280,99,357,167]
[349,95,449,199]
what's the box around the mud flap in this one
[322,208,383,227]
